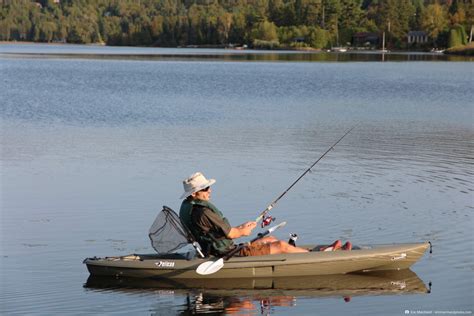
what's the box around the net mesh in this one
[148,206,194,254]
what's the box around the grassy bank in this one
[444,42,474,56]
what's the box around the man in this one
[179,172,309,257]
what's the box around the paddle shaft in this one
[256,127,355,222]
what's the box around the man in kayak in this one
[179,172,310,257]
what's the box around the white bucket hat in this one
[180,172,216,199]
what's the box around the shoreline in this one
[0,40,465,54]
[2,41,472,62]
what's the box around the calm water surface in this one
[1,44,473,315]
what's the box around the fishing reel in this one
[261,215,275,228]
[288,233,298,247]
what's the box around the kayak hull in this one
[84,242,429,279]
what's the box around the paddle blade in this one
[268,221,286,233]
[196,258,224,275]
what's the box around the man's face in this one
[193,186,211,201]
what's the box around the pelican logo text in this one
[391,253,407,261]
[155,261,175,268]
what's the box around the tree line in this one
[0,0,472,49]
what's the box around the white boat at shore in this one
[331,47,348,52]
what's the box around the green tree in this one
[251,20,279,48]
[268,0,286,25]
[217,12,233,44]
[448,24,467,47]
[0,17,11,41]
[101,16,122,45]
[308,26,329,48]
[321,0,341,45]
[367,0,415,48]
[421,3,448,44]
[338,0,365,45]
[251,20,278,41]
[39,21,57,42]
[150,15,164,43]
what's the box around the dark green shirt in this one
[191,205,232,239]
[179,198,234,255]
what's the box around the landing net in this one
[148,206,194,254]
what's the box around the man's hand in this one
[227,221,257,239]
[238,221,257,236]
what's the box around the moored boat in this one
[83,242,429,279]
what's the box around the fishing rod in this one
[256,126,355,227]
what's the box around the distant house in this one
[35,0,60,6]
[407,31,429,44]
[352,32,379,47]
[293,37,305,44]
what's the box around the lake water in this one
[1,44,473,315]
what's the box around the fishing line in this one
[256,126,356,227]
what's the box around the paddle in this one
[196,221,287,275]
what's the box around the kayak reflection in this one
[182,292,296,315]
[85,269,429,313]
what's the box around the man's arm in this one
[193,207,256,239]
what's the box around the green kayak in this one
[84,242,429,279]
